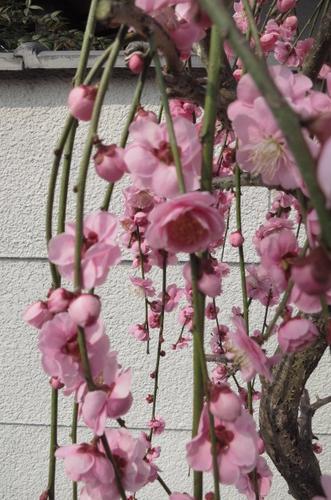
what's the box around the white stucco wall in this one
[0,69,330,500]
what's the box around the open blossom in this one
[48,211,121,289]
[246,264,279,306]
[130,276,155,297]
[38,313,109,393]
[146,192,224,254]
[278,318,319,353]
[183,259,229,298]
[55,443,114,486]
[225,315,272,382]
[124,116,201,198]
[187,404,259,485]
[129,323,149,342]
[23,300,53,329]
[148,416,165,435]
[291,247,331,296]
[81,363,133,435]
[235,456,273,499]
[290,284,331,314]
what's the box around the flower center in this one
[82,230,98,254]
[214,425,234,452]
[167,213,208,248]
[154,141,178,165]
[63,334,80,362]
[250,137,284,178]
[112,453,127,471]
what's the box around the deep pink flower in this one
[209,384,242,421]
[68,85,97,121]
[146,192,224,254]
[148,416,165,435]
[68,294,101,327]
[23,301,52,329]
[186,405,258,485]
[225,315,272,382]
[38,313,109,392]
[124,117,201,198]
[55,443,114,486]
[81,364,133,435]
[278,317,319,353]
[48,211,121,289]
[126,52,145,74]
[94,144,127,183]
[318,137,331,208]
[313,475,331,500]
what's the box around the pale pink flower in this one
[146,192,224,254]
[290,285,331,314]
[47,288,73,314]
[68,85,97,121]
[205,302,219,320]
[94,144,127,183]
[183,259,228,298]
[212,364,228,385]
[254,218,294,254]
[123,186,155,216]
[277,0,296,12]
[163,283,183,312]
[48,211,121,289]
[209,383,242,421]
[148,416,165,435]
[291,247,331,295]
[68,294,101,327]
[313,475,331,500]
[124,117,201,198]
[55,443,114,486]
[210,324,228,354]
[38,313,109,392]
[235,456,273,499]
[81,364,133,435]
[130,276,155,297]
[23,301,52,329]
[186,405,259,485]
[225,315,272,382]
[246,264,279,306]
[318,137,331,208]
[233,1,248,33]
[169,99,201,122]
[278,317,319,353]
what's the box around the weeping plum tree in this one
[23,0,331,499]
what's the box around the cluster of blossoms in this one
[23,0,331,498]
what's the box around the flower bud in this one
[68,294,101,327]
[47,288,74,314]
[94,144,127,183]
[127,52,145,74]
[49,377,64,390]
[209,383,242,421]
[277,0,296,12]
[23,301,52,329]
[229,230,245,247]
[68,85,97,121]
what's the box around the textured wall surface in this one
[0,70,330,500]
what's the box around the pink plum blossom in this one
[126,52,144,74]
[290,285,331,314]
[183,258,229,298]
[146,192,224,254]
[170,99,201,122]
[129,323,149,342]
[291,247,331,295]
[246,264,279,306]
[38,313,109,393]
[163,284,183,312]
[55,442,114,486]
[68,85,97,121]
[186,404,259,485]
[48,211,121,289]
[23,301,53,329]
[229,231,244,247]
[81,364,133,435]
[94,144,127,183]
[47,288,73,314]
[278,318,319,353]
[277,0,296,12]
[225,315,272,382]
[68,294,101,327]
[130,276,155,297]
[235,456,273,499]
[124,116,201,198]
[148,416,165,435]
[209,383,242,421]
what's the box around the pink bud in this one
[94,144,127,183]
[47,288,74,314]
[134,211,148,227]
[68,294,101,327]
[127,53,145,74]
[49,377,64,390]
[260,33,278,52]
[39,491,49,500]
[68,85,97,121]
[229,231,244,247]
[277,0,296,12]
[23,301,53,329]
[209,384,242,421]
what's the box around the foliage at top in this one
[0,0,113,51]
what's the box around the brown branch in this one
[212,173,295,193]
[311,395,331,414]
[259,331,327,500]
[303,4,331,80]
